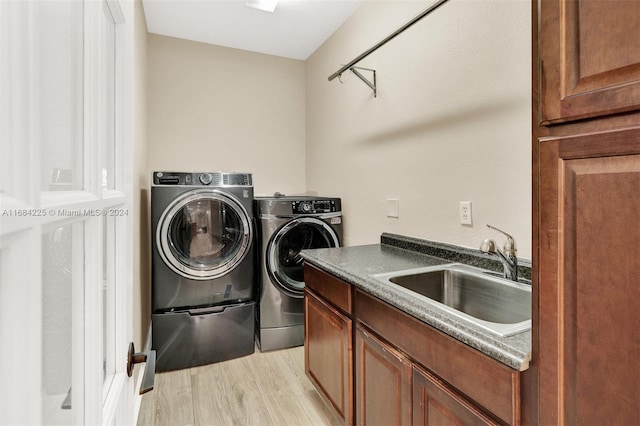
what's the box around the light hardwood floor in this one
[137,346,343,426]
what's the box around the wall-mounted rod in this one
[328,0,450,82]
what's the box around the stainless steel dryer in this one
[151,171,256,371]
[255,196,342,351]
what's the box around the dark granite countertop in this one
[301,233,532,371]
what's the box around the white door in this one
[0,0,136,424]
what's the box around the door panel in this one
[355,324,412,426]
[304,290,353,424]
[0,230,42,425]
[413,365,497,426]
[539,0,640,123]
[0,0,136,424]
[42,221,85,424]
[562,154,640,425]
[538,128,640,425]
[38,0,85,192]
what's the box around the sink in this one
[371,264,531,337]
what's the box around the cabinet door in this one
[539,0,640,124]
[413,365,498,426]
[538,127,640,425]
[354,324,412,426]
[305,289,353,425]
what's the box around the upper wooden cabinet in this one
[538,0,640,124]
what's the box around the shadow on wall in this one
[354,95,526,146]
[139,188,152,346]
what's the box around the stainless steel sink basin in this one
[371,264,531,337]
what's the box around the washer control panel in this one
[153,171,252,186]
[292,199,338,214]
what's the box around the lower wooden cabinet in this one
[304,263,521,425]
[304,288,353,424]
[354,289,520,425]
[355,323,499,426]
[355,325,412,425]
[412,365,498,426]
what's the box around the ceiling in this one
[142,0,365,60]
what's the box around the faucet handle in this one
[486,224,517,255]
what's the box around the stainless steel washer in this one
[151,171,256,371]
[255,196,343,351]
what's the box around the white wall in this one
[146,35,307,197]
[305,0,532,258]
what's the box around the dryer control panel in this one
[292,199,338,214]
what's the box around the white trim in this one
[41,191,100,207]
[102,373,125,425]
[106,0,125,24]
[73,220,88,424]
[105,0,136,422]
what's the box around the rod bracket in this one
[349,66,377,98]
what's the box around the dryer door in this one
[267,217,340,297]
[157,189,253,280]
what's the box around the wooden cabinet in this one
[354,324,500,426]
[304,265,353,425]
[355,289,520,425]
[412,365,498,426]
[354,325,412,426]
[304,264,522,426]
[537,129,640,425]
[535,1,640,424]
[538,0,640,124]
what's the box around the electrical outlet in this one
[459,201,472,225]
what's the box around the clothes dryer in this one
[255,196,342,351]
[151,171,256,371]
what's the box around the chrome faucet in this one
[480,224,518,281]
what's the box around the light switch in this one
[386,198,399,218]
[459,201,472,225]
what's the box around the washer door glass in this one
[267,217,340,297]
[158,189,252,280]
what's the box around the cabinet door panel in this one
[354,325,412,426]
[413,365,498,426]
[539,0,640,123]
[305,289,353,424]
[354,289,519,424]
[538,127,640,425]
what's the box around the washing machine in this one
[151,171,256,371]
[255,195,343,351]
